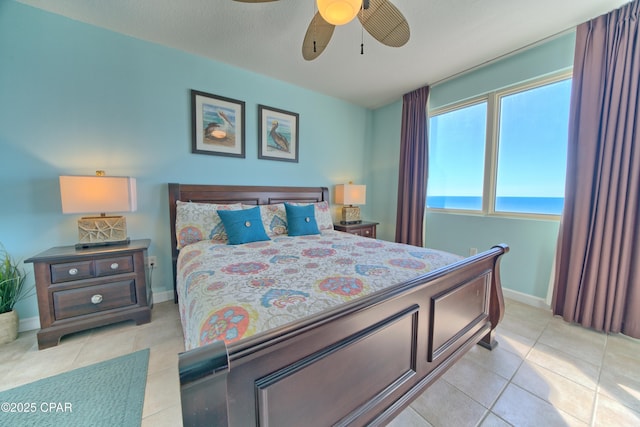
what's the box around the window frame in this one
[427,71,572,220]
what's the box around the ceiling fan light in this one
[317,0,361,26]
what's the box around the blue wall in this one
[369,33,576,302]
[0,1,371,320]
[366,101,402,240]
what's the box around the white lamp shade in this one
[335,184,366,205]
[317,0,362,26]
[60,175,137,214]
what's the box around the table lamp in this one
[59,171,137,249]
[335,183,366,224]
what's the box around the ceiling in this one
[17,0,631,109]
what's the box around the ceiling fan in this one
[233,0,410,61]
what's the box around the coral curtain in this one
[552,0,640,338]
[395,86,429,246]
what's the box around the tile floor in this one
[1,299,639,426]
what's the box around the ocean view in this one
[427,196,564,215]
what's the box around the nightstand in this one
[25,239,152,349]
[333,221,378,239]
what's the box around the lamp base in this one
[341,206,361,224]
[77,216,129,246]
[75,238,131,250]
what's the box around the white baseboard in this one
[152,289,175,304]
[18,287,177,333]
[503,287,550,309]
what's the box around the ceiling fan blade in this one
[358,0,410,47]
[302,12,335,61]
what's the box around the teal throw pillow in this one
[285,203,320,236]
[217,207,270,245]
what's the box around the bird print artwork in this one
[269,120,290,152]
[202,104,237,147]
[192,90,245,157]
[259,106,298,162]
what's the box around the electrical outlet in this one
[469,248,478,256]
[147,256,157,268]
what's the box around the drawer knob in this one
[68,268,78,275]
[91,294,103,304]
[110,262,119,270]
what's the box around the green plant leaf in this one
[0,245,33,314]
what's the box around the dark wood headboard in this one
[168,183,330,302]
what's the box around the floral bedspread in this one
[177,230,463,350]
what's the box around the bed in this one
[168,183,508,426]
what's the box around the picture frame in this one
[258,105,299,163]
[191,89,245,158]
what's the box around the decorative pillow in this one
[243,203,288,236]
[285,203,320,236]
[175,201,242,249]
[217,207,271,245]
[289,201,333,230]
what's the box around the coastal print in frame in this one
[191,89,245,158]
[258,105,299,163]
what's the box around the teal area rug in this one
[0,349,149,426]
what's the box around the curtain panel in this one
[552,0,640,338]
[395,86,429,246]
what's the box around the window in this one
[495,79,571,215]
[427,73,571,217]
[427,101,486,211]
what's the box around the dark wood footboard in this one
[179,244,508,427]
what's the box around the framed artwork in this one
[258,105,299,163]
[191,89,245,158]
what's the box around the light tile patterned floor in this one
[1,299,639,426]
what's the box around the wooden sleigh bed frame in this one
[168,183,508,427]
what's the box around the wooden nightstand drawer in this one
[95,256,134,277]
[352,226,375,237]
[50,256,134,284]
[51,261,93,283]
[53,279,137,320]
[334,221,378,239]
